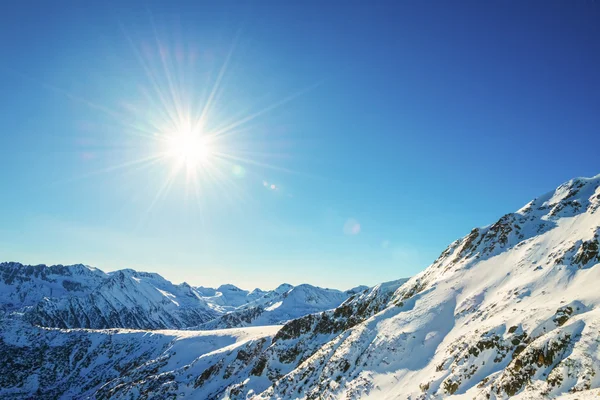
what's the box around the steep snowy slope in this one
[253,175,600,399]
[196,284,356,330]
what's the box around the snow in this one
[155,288,180,306]
[265,301,283,311]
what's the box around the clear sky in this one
[1,1,599,290]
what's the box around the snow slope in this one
[0,279,405,400]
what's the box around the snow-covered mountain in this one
[0,262,108,310]
[194,283,294,311]
[3,174,600,399]
[253,175,600,400]
[0,263,222,329]
[196,284,357,329]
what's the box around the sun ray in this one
[141,161,181,223]
[7,67,182,144]
[149,11,187,129]
[48,154,164,187]
[212,151,322,180]
[5,68,164,140]
[206,80,324,140]
[120,23,181,130]
[7,14,325,226]
[194,29,241,133]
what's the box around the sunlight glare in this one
[64,27,317,218]
[165,130,211,168]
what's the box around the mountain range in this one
[2,174,600,399]
[0,262,357,331]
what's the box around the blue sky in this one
[1,1,599,290]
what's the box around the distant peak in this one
[346,285,369,294]
[217,284,243,292]
[0,261,107,277]
[111,268,137,276]
[274,283,294,294]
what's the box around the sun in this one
[69,29,316,215]
[164,130,212,168]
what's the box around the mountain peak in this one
[217,283,244,292]
[274,283,293,294]
[520,174,600,219]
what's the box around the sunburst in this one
[41,21,321,224]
